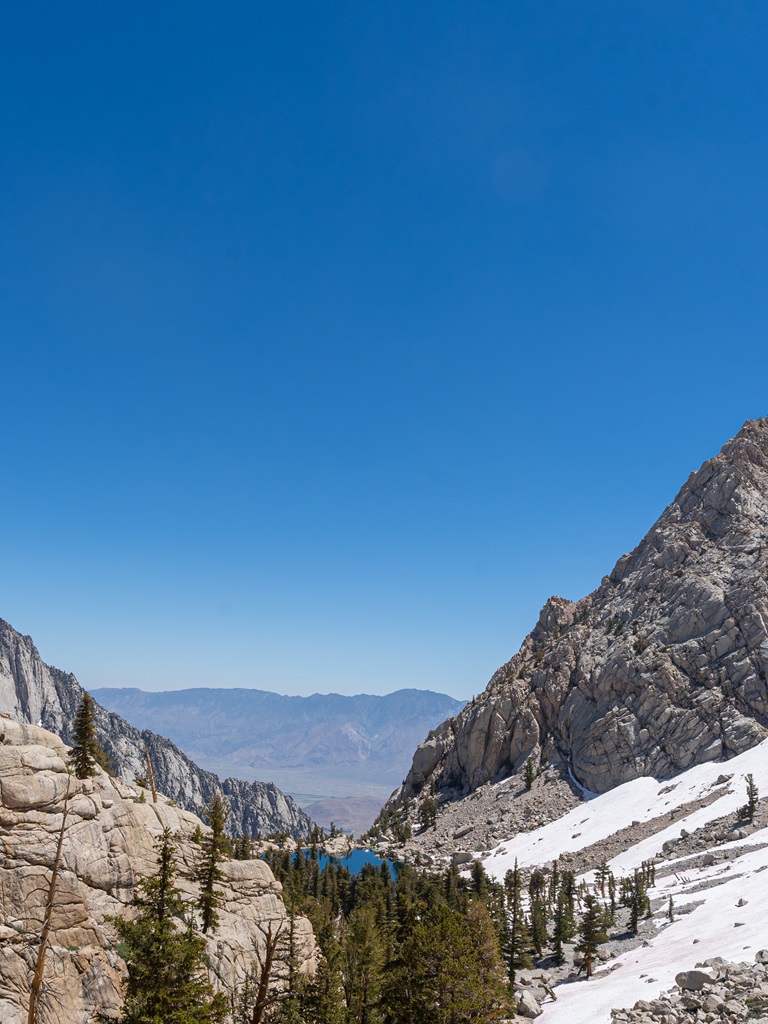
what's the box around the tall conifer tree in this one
[575,894,607,978]
[503,861,532,986]
[528,869,548,958]
[69,692,110,779]
[195,794,230,933]
[109,828,227,1024]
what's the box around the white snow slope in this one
[476,739,768,1024]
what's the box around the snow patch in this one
[474,739,768,1024]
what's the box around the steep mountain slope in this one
[389,416,768,828]
[0,619,313,839]
[91,686,466,804]
[0,718,316,1024]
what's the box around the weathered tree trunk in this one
[144,744,157,803]
[251,920,284,1024]
[28,774,71,1024]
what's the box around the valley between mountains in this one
[4,416,768,1023]
[90,686,465,835]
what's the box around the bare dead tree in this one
[144,744,157,803]
[27,772,72,1024]
[232,918,292,1024]
[251,919,286,1024]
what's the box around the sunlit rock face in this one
[393,417,768,810]
[0,718,317,1024]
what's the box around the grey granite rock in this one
[516,988,543,1017]
[389,417,768,826]
[675,969,715,991]
[0,719,317,1024]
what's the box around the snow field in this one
[541,836,768,1024]
[474,740,768,1023]
[478,739,768,878]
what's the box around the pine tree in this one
[471,859,490,897]
[558,870,577,941]
[628,871,648,934]
[575,894,607,979]
[528,870,548,958]
[594,860,609,897]
[503,861,532,986]
[28,772,72,1024]
[548,860,560,915]
[419,781,439,830]
[744,773,759,822]
[298,904,346,1024]
[608,872,616,923]
[391,902,507,1024]
[194,794,230,933]
[340,904,385,1024]
[233,835,252,860]
[69,692,111,779]
[445,862,462,910]
[600,901,613,934]
[641,859,655,887]
[109,828,227,1024]
[523,759,535,791]
[235,911,309,1024]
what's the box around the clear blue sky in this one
[1,2,767,699]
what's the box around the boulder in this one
[516,989,543,1018]
[675,969,715,991]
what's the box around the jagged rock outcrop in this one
[0,620,313,839]
[392,417,768,816]
[0,717,317,1024]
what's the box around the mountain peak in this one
[388,418,768,839]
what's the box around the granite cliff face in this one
[392,417,768,817]
[0,718,316,1024]
[0,620,313,839]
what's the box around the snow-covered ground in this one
[544,835,768,1024]
[479,739,768,876]
[475,740,768,1023]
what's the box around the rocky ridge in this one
[388,417,768,834]
[376,763,581,868]
[0,717,317,1024]
[0,618,313,839]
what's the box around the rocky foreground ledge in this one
[612,956,768,1024]
[0,717,317,1024]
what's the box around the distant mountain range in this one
[0,618,313,839]
[92,686,466,831]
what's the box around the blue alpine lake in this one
[300,847,400,875]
